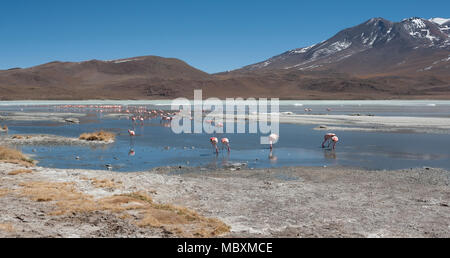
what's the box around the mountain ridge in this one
[234,17,449,76]
[1,17,449,100]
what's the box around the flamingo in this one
[269,133,279,150]
[210,137,219,154]
[128,129,136,146]
[221,138,230,152]
[322,133,339,150]
[330,136,339,150]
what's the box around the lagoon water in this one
[1,100,450,171]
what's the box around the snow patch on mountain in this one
[429,18,450,25]
[311,41,352,60]
[109,58,144,64]
[290,44,317,54]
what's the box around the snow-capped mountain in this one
[238,17,450,75]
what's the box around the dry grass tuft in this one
[0,146,34,167]
[8,169,33,175]
[80,176,121,189]
[0,188,9,198]
[79,131,115,142]
[0,125,8,131]
[90,178,121,189]
[19,182,230,237]
[0,223,15,233]
[12,135,33,140]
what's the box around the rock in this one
[64,118,80,124]
[223,162,248,170]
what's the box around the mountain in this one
[1,17,450,100]
[236,17,450,75]
[0,56,213,100]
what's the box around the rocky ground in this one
[1,161,449,238]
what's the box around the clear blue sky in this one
[1,0,449,73]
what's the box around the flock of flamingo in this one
[4,105,340,157]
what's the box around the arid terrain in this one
[0,160,449,238]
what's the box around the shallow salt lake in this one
[1,100,450,171]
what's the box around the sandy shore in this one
[1,161,449,238]
[212,113,450,134]
[0,112,84,124]
[0,134,114,146]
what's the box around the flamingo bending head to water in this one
[210,137,219,154]
[322,133,339,149]
[221,138,230,152]
[322,133,336,148]
[128,129,136,137]
[269,133,279,150]
[331,136,339,150]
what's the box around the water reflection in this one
[269,150,278,164]
[323,149,337,160]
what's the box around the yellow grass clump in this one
[0,146,34,167]
[8,169,33,175]
[79,131,115,142]
[0,188,9,198]
[19,182,230,237]
[12,135,33,140]
[80,176,121,189]
[0,125,8,131]
[0,223,15,233]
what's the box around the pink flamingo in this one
[210,137,219,154]
[221,138,230,152]
[128,129,136,137]
[269,133,279,150]
[330,136,339,150]
[128,129,136,145]
[322,133,339,150]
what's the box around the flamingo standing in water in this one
[210,137,219,154]
[322,133,339,150]
[269,133,279,150]
[128,129,136,147]
[221,138,230,152]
